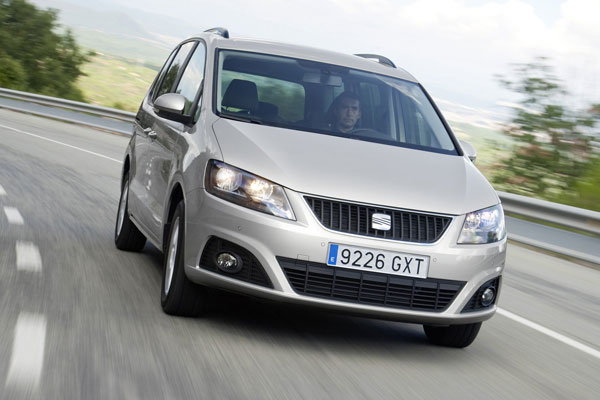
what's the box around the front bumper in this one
[183,188,506,325]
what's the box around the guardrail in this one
[499,191,600,236]
[0,88,136,122]
[2,88,600,238]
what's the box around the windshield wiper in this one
[220,113,263,125]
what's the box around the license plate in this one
[326,243,429,279]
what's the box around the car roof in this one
[189,32,418,83]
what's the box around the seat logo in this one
[371,213,391,231]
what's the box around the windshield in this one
[215,50,458,155]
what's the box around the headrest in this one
[258,101,278,119]
[222,79,258,112]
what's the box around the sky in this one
[82,0,600,129]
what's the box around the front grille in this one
[304,196,452,243]
[279,257,464,312]
[462,277,501,313]
[200,237,273,288]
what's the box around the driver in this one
[329,92,361,133]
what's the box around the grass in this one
[77,51,159,112]
[70,26,171,67]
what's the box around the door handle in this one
[143,127,157,139]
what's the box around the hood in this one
[212,118,498,215]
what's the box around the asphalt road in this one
[1,108,599,399]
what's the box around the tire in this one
[161,201,206,317]
[115,174,146,251]
[423,322,482,348]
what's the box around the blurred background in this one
[1,2,599,399]
[1,0,598,211]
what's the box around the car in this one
[114,27,506,348]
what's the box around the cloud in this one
[555,0,600,54]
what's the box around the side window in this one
[175,43,206,116]
[154,41,195,101]
[150,49,177,100]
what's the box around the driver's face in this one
[334,98,361,132]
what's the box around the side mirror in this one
[460,140,477,163]
[154,93,190,124]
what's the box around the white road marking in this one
[0,123,122,164]
[0,184,6,196]
[497,308,600,360]
[3,206,24,225]
[5,313,47,390]
[16,241,42,272]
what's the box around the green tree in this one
[566,105,600,211]
[0,53,26,89]
[0,0,89,101]
[572,155,600,211]
[493,57,596,201]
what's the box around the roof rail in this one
[204,27,229,38]
[354,54,396,68]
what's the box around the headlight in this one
[206,160,295,220]
[457,204,506,244]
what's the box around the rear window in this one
[214,50,458,155]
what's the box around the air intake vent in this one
[305,196,452,243]
[279,257,464,312]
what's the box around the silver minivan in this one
[115,28,506,348]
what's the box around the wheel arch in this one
[121,155,131,189]
[163,181,186,251]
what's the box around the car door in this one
[130,41,196,242]
[128,47,177,234]
[150,41,207,243]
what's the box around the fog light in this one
[216,252,242,273]
[481,287,496,307]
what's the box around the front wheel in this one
[161,201,206,317]
[423,322,482,348]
